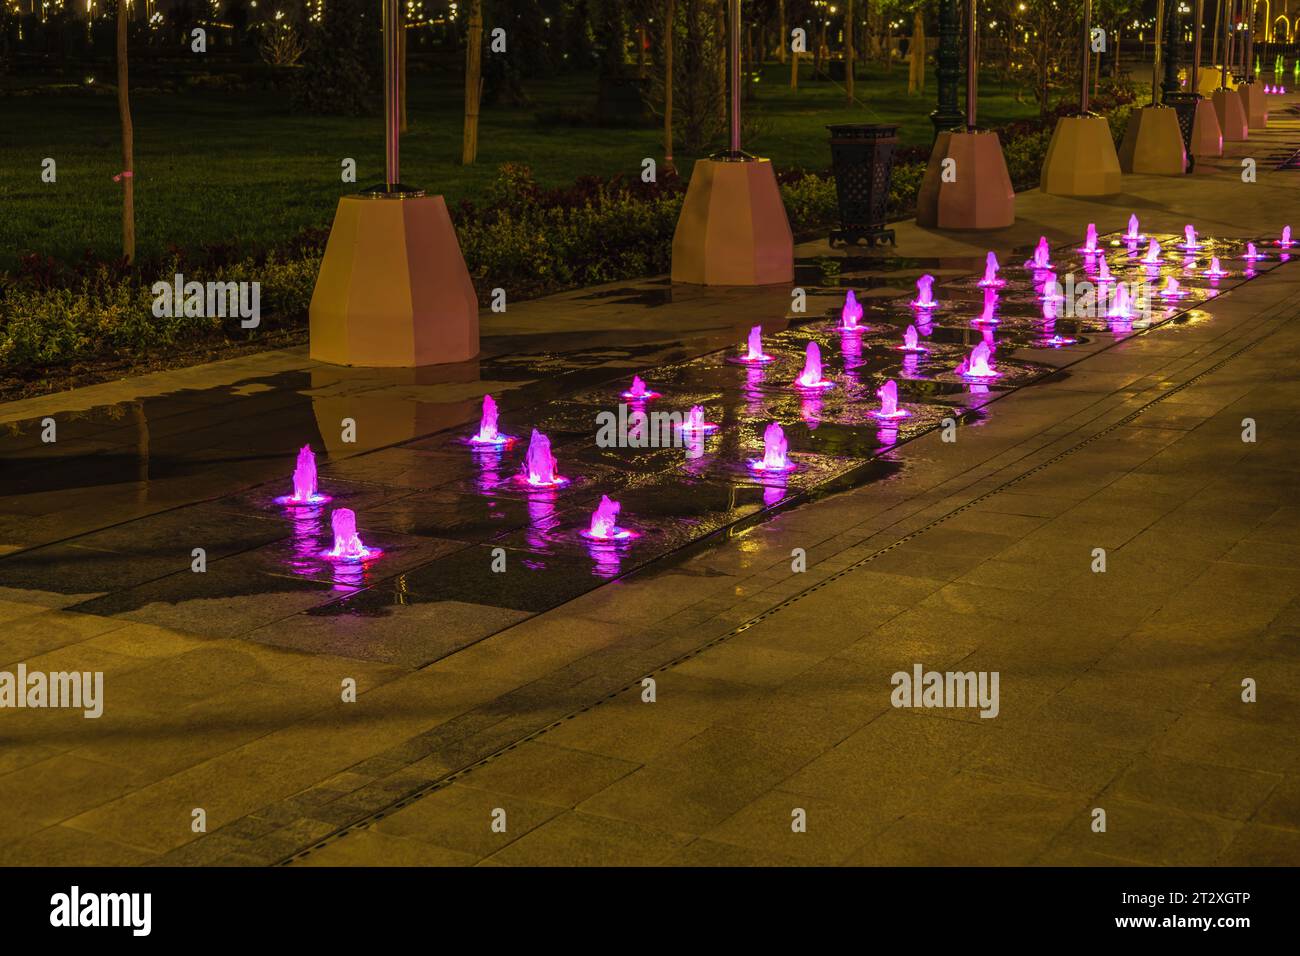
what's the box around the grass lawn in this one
[0,61,1038,269]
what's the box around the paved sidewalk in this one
[1,101,1298,866]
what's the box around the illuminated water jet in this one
[1107,284,1134,319]
[1095,257,1114,284]
[957,341,998,379]
[794,341,833,390]
[749,422,794,473]
[582,495,636,541]
[324,508,379,560]
[973,286,999,325]
[978,251,1004,287]
[900,325,926,352]
[1126,214,1142,242]
[1180,224,1200,250]
[1025,237,1053,270]
[1204,256,1229,278]
[1243,242,1265,261]
[1159,276,1186,297]
[1142,238,1162,265]
[911,274,937,309]
[1278,226,1294,248]
[1080,223,1099,254]
[678,404,719,434]
[277,445,329,506]
[872,379,909,420]
[738,325,773,363]
[841,289,864,330]
[469,393,516,447]
[518,429,568,487]
[622,375,661,400]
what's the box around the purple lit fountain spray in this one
[1107,283,1134,319]
[1159,276,1186,298]
[1243,242,1265,261]
[872,379,909,420]
[324,508,379,560]
[749,422,794,473]
[470,394,515,447]
[900,325,926,352]
[1278,226,1294,248]
[1204,256,1229,278]
[1025,237,1053,271]
[622,375,661,400]
[974,286,999,326]
[277,445,329,505]
[1180,224,1200,250]
[582,495,636,541]
[841,289,864,330]
[519,429,568,487]
[1126,214,1142,242]
[679,404,718,434]
[957,341,998,379]
[1095,257,1114,284]
[1081,223,1099,255]
[911,274,937,309]
[739,325,773,363]
[794,341,833,390]
[978,251,1004,287]
[1142,238,1162,265]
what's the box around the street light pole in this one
[730,0,741,156]
[1081,0,1093,112]
[931,0,964,132]
[384,0,400,190]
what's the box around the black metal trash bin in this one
[827,124,899,247]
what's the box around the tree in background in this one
[293,0,378,115]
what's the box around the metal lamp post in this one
[1081,0,1093,113]
[931,0,964,133]
[307,0,479,368]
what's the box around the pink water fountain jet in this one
[1204,256,1229,278]
[957,341,998,379]
[739,325,774,363]
[277,444,329,506]
[1107,283,1134,319]
[1080,223,1099,255]
[973,287,999,326]
[582,495,636,541]
[794,341,833,390]
[911,274,937,309]
[519,429,568,487]
[469,393,516,447]
[749,422,795,473]
[324,508,379,560]
[841,289,864,330]
[1025,237,1054,270]
[900,325,926,352]
[679,404,718,434]
[872,379,909,420]
[1180,225,1200,250]
[1159,276,1186,298]
[1243,242,1265,261]
[1126,214,1142,243]
[1278,226,1294,248]
[1095,257,1114,284]
[1142,238,1162,265]
[978,251,1004,287]
[622,375,661,400]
